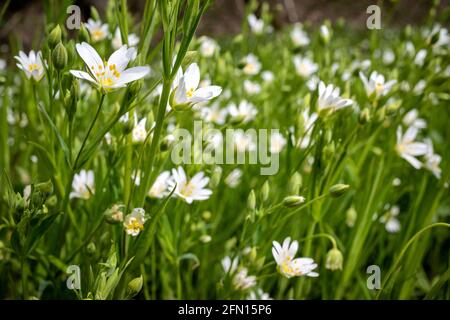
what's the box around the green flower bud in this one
[230,114,246,125]
[282,195,305,208]
[210,166,222,188]
[247,189,256,211]
[127,275,143,297]
[182,51,198,68]
[48,25,62,49]
[52,42,68,70]
[122,119,134,135]
[329,184,350,198]
[86,242,96,256]
[385,100,401,115]
[45,195,58,208]
[359,108,371,125]
[79,25,90,43]
[325,248,343,271]
[261,181,270,202]
[288,172,302,194]
[90,6,101,21]
[35,180,53,197]
[202,210,212,221]
[346,207,357,228]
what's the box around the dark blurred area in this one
[1,0,449,50]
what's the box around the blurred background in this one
[1,0,449,50]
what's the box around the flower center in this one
[28,63,41,72]
[126,218,144,232]
[186,88,194,98]
[92,29,105,40]
[181,182,195,197]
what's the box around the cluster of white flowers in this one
[221,256,257,291]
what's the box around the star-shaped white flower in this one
[395,126,428,169]
[359,71,396,98]
[293,55,318,78]
[148,171,172,199]
[272,237,318,278]
[70,170,95,199]
[317,81,353,115]
[70,42,150,91]
[123,208,147,236]
[168,166,212,204]
[85,19,109,42]
[171,63,222,108]
[15,50,45,81]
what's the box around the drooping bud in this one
[325,248,343,271]
[329,184,350,198]
[282,195,306,208]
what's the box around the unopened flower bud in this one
[182,51,198,68]
[346,207,357,227]
[48,25,62,49]
[288,172,302,194]
[261,181,270,202]
[127,275,143,296]
[282,195,305,208]
[329,184,350,198]
[79,25,90,43]
[359,108,371,125]
[86,242,96,256]
[35,180,53,197]
[247,189,256,211]
[52,42,68,70]
[325,248,343,271]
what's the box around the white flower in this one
[225,169,243,188]
[413,80,426,95]
[172,63,222,107]
[70,42,150,91]
[123,208,146,236]
[306,75,319,91]
[112,28,139,50]
[70,170,95,199]
[200,102,228,125]
[227,100,257,123]
[395,126,428,169]
[233,268,257,291]
[248,14,264,34]
[402,109,427,129]
[242,54,261,75]
[248,289,272,300]
[0,58,6,70]
[414,49,427,66]
[380,206,400,233]
[169,166,212,204]
[243,79,261,95]
[317,81,353,115]
[293,55,318,78]
[199,36,219,57]
[233,131,256,153]
[15,50,45,81]
[270,132,286,153]
[320,25,330,42]
[148,171,172,198]
[382,49,395,64]
[424,138,442,179]
[272,237,318,278]
[132,114,148,143]
[85,19,109,42]
[359,71,396,98]
[261,71,274,83]
[222,256,239,274]
[290,24,310,47]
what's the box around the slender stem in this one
[73,93,105,170]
